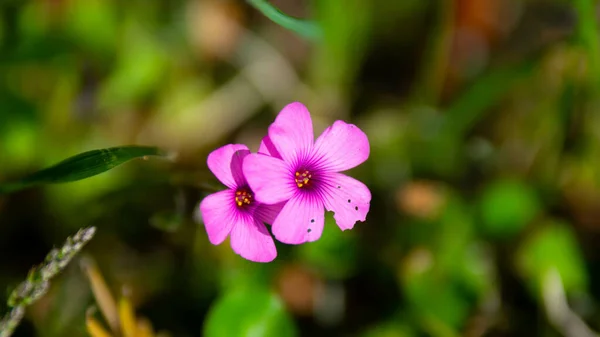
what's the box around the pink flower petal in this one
[258,135,282,159]
[230,216,277,262]
[207,144,250,189]
[243,153,296,204]
[268,102,314,164]
[199,190,236,245]
[272,193,325,244]
[322,173,371,230]
[255,202,285,225]
[312,120,370,172]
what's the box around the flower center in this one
[235,188,253,207]
[295,169,312,188]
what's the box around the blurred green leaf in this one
[361,315,416,337]
[247,0,321,41]
[362,110,410,188]
[0,146,164,194]
[0,12,4,45]
[573,0,600,88]
[401,250,468,336]
[312,0,371,95]
[204,286,297,337]
[456,243,494,300]
[412,0,454,105]
[18,2,51,40]
[64,0,118,56]
[434,194,474,271]
[297,213,358,279]
[408,106,462,177]
[517,222,588,297]
[218,259,277,293]
[419,193,494,303]
[99,21,168,107]
[150,211,184,233]
[479,179,540,239]
[443,59,536,137]
[0,120,38,170]
[0,87,38,170]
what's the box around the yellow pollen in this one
[295,170,312,188]
[234,189,253,207]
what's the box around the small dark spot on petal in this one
[310,219,315,223]
[337,185,341,189]
[347,199,351,203]
[355,206,359,211]
[307,228,312,233]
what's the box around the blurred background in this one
[1,0,600,336]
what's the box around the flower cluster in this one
[199,102,371,262]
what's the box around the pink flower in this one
[199,144,282,262]
[243,102,371,244]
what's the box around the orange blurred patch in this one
[187,0,245,60]
[445,0,519,96]
[275,264,319,316]
[456,0,505,43]
[395,180,445,220]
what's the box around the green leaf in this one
[312,0,371,93]
[0,11,4,45]
[99,21,168,108]
[411,0,454,105]
[247,0,321,41]
[516,221,588,297]
[443,59,536,137]
[573,0,600,88]
[478,179,540,239]
[150,211,184,233]
[401,249,468,335]
[0,146,164,194]
[64,0,118,56]
[297,213,358,279]
[204,286,297,337]
[360,314,416,337]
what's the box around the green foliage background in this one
[1,0,600,336]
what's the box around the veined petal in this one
[268,102,314,164]
[322,173,371,230]
[199,190,236,245]
[243,153,295,204]
[207,144,250,189]
[230,216,277,262]
[258,135,282,159]
[255,202,285,225]
[272,193,325,244]
[312,120,369,172]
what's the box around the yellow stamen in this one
[295,169,313,188]
[82,258,120,334]
[234,188,253,208]
[119,289,137,337]
[86,309,114,337]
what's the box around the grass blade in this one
[443,59,537,138]
[573,0,600,87]
[247,0,321,41]
[0,146,164,194]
